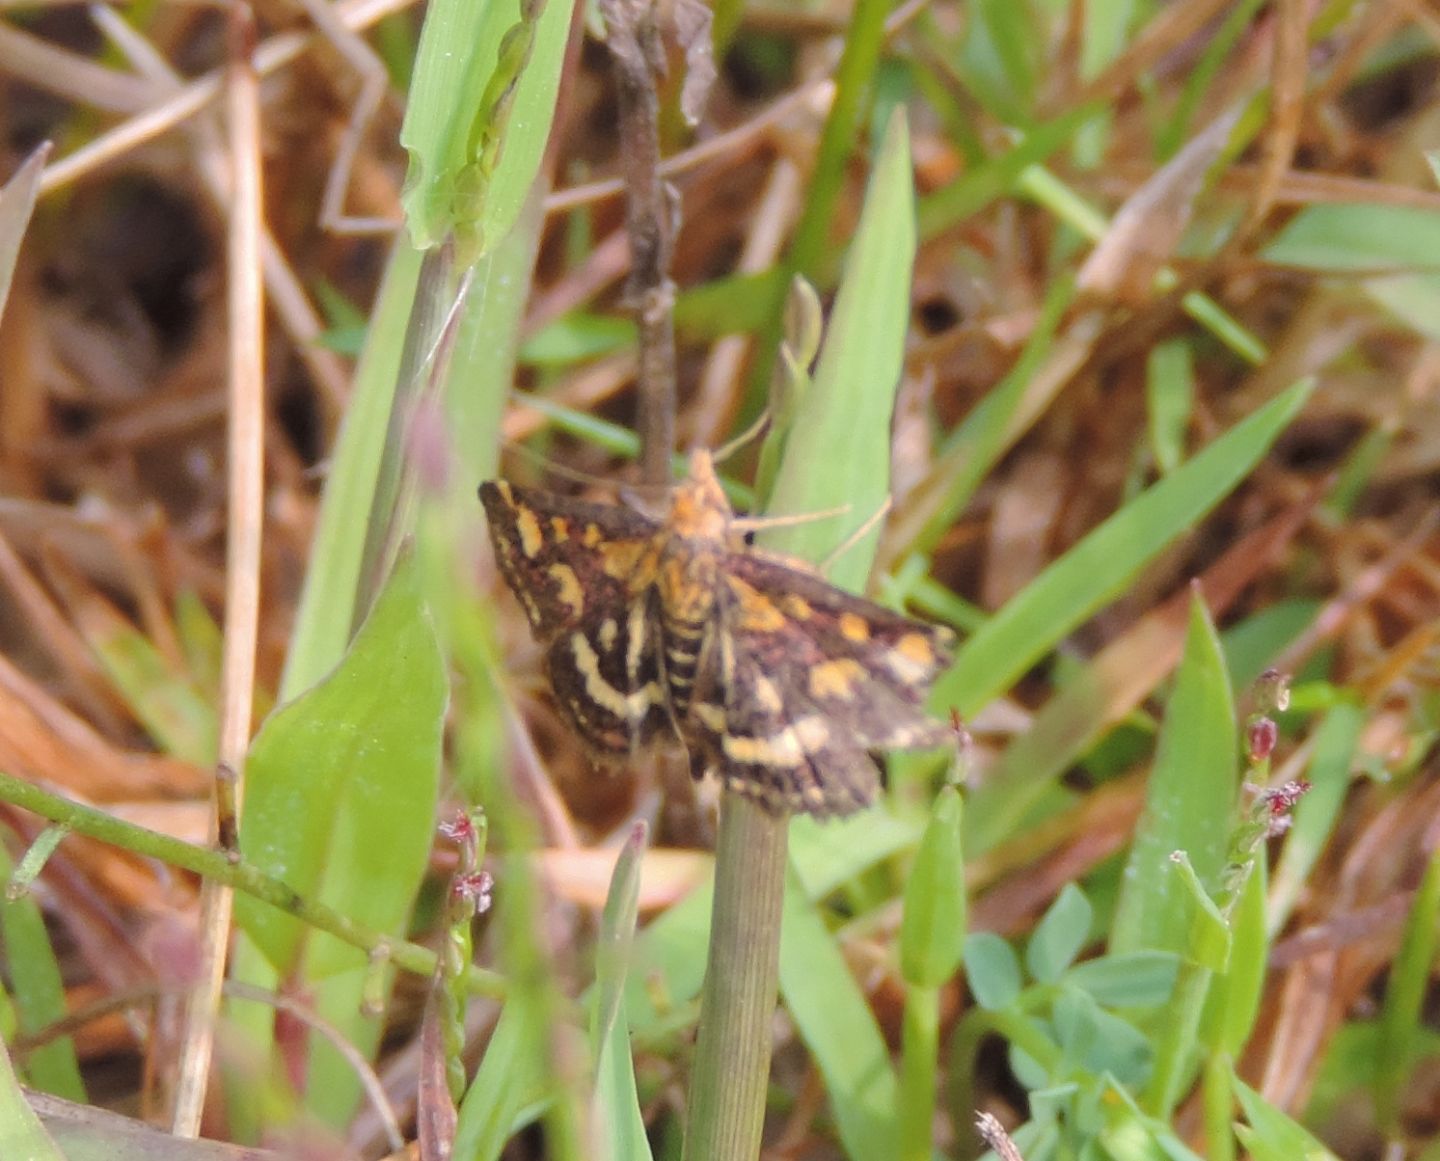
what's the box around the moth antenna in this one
[712,408,772,466]
[818,496,893,573]
[731,504,850,533]
[497,440,671,501]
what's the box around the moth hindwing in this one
[479,450,955,819]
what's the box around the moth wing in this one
[478,479,660,642]
[685,622,881,818]
[719,552,955,750]
[545,591,679,755]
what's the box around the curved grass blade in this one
[935,378,1314,719]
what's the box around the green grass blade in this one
[1147,340,1195,475]
[453,998,554,1161]
[0,838,85,1100]
[1267,703,1362,935]
[1110,595,1237,956]
[935,378,1314,720]
[81,618,216,766]
[0,1035,65,1161]
[1199,854,1267,1056]
[279,242,423,700]
[400,0,574,258]
[592,826,652,1161]
[1262,203,1440,271]
[777,871,897,1158]
[682,109,920,1161]
[1233,1077,1341,1161]
[897,788,965,1161]
[771,109,917,1159]
[899,787,967,990]
[0,144,46,323]
[890,273,1075,564]
[761,108,917,585]
[1376,844,1440,1130]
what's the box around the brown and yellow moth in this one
[479,450,954,818]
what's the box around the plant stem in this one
[684,793,788,1160]
[0,770,504,999]
[898,985,939,1161]
[600,0,676,486]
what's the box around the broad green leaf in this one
[1052,986,1152,1086]
[1026,884,1093,985]
[237,555,446,978]
[1110,596,1237,958]
[937,380,1313,721]
[963,932,1022,1011]
[1062,951,1179,1008]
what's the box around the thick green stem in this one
[1202,1051,1237,1161]
[898,985,939,1161]
[684,793,788,1160]
[0,770,504,998]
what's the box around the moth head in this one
[670,449,732,540]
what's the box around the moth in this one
[478,451,955,818]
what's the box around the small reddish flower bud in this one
[1247,717,1278,763]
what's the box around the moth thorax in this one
[668,449,731,542]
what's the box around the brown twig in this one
[599,0,677,486]
[975,1112,1026,1161]
[171,5,266,1137]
